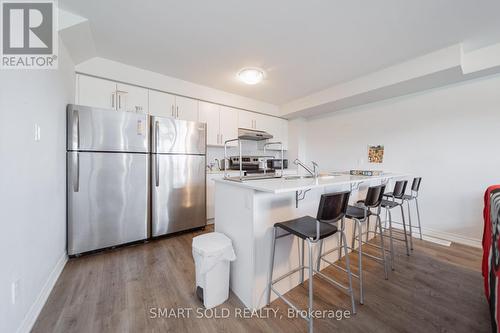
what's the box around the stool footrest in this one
[272,266,307,285]
[348,247,384,262]
[320,257,359,279]
[270,286,311,322]
[313,269,350,291]
[320,246,341,258]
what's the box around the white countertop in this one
[207,169,299,175]
[214,172,407,194]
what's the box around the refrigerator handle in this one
[155,120,160,187]
[73,109,80,149]
[73,152,80,192]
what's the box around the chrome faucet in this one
[294,159,319,178]
[311,161,319,177]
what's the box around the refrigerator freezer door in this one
[151,116,206,154]
[67,151,149,255]
[152,154,206,236]
[67,104,149,153]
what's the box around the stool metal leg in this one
[406,200,414,251]
[300,239,305,283]
[307,239,314,333]
[351,220,357,250]
[387,208,395,271]
[338,219,343,260]
[316,239,323,272]
[341,231,356,314]
[267,227,277,305]
[356,219,364,304]
[365,216,370,243]
[400,204,410,256]
[376,215,388,280]
[415,197,423,240]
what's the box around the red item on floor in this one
[483,185,500,333]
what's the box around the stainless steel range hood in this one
[238,128,273,141]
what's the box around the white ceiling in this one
[60,0,500,105]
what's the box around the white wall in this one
[0,41,75,333]
[304,73,500,245]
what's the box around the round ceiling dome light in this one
[237,68,265,85]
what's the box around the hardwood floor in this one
[32,227,490,333]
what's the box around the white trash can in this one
[192,232,236,309]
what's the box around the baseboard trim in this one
[422,228,481,249]
[17,252,68,333]
[389,225,481,248]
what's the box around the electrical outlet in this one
[11,280,20,305]
[34,124,41,142]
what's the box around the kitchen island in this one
[214,172,406,309]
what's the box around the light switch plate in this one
[34,124,41,142]
[11,279,20,304]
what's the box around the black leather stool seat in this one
[402,194,413,200]
[383,192,413,200]
[274,216,338,240]
[381,199,399,208]
[345,205,372,219]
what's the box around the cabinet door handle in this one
[111,93,115,109]
[176,106,179,118]
[118,94,122,109]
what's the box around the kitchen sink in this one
[284,175,314,180]
[284,174,338,180]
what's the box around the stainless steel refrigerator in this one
[67,104,149,255]
[151,116,206,237]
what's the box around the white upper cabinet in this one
[175,96,198,122]
[76,75,117,110]
[76,75,148,113]
[198,102,238,147]
[149,91,197,121]
[219,105,238,146]
[149,90,176,117]
[238,109,289,150]
[116,83,148,113]
[198,101,220,146]
[279,118,289,150]
[265,117,288,151]
[76,74,286,148]
[238,110,257,129]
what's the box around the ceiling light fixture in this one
[237,68,265,85]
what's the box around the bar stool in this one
[267,191,356,333]
[342,184,388,305]
[403,177,423,241]
[381,180,410,271]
